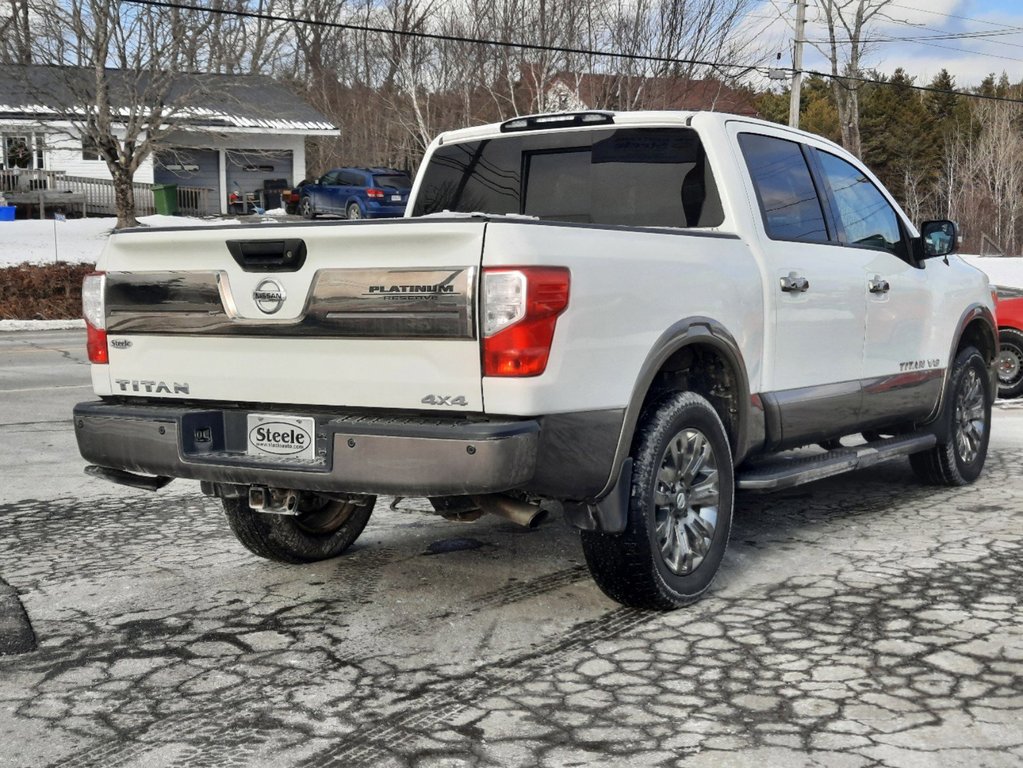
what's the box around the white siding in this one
[44,132,156,183]
[3,120,307,188]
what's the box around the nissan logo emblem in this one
[253,278,286,315]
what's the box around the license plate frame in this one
[246,413,317,462]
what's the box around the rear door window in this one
[738,133,829,243]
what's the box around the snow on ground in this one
[962,256,1023,290]
[0,211,289,267]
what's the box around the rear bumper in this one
[74,400,538,496]
[363,204,406,218]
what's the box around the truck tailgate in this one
[95,219,486,411]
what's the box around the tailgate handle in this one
[226,239,307,272]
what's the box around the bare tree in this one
[0,0,32,64]
[966,94,1023,255]
[814,0,892,157]
[21,0,279,227]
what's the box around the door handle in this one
[780,272,810,293]
[868,275,890,294]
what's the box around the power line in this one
[886,2,1023,31]
[121,0,763,78]
[744,9,1023,58]
[805,34,1023,66]
[877,12,1023,53]
[120,0,1023,106]
[811,26,1023,44]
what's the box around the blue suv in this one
[298,167,412,220]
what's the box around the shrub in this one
[0,263,96,320]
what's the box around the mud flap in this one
[563,458,633,533]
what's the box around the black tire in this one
[346,202,362,220]
[223,492,375,564]
[300,196,316,219]
[996,327,1023,398]
[910,346,991,486]
[580,392,734,610]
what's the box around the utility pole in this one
[789,0,807,128]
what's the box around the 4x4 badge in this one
[253,278,286,314]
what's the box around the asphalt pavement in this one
[1,329,1021,768]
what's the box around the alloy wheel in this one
[954,367,986,464]
[653,428,720,576]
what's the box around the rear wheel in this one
[300,196,316,219]
[910,346,991,486]
[224,492,375,563]
[346,203,362,220]
[996,327,1023,398]
[581,392,734,610]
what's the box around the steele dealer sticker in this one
[246,414,316,461]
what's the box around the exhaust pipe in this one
[472,494,548,528]
[248,486,301,515]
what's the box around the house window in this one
[2,134,45,170]
[82,138,101,161]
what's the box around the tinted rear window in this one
[373,173,412,190]
[412,127,723,228]
[738,133,828,243]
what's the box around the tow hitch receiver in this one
[248,486,302,515]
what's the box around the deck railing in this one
[176,186,211,217]
[0,168,212,218]
[59,175,156,216]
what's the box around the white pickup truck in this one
[75,111,997,609]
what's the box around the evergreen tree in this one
[860,68,939,219]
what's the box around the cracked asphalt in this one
[1,330,1021,768]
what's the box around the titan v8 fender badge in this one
[253,278,287,314]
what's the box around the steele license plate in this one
[391,194,402,202]
[246,414,317,461]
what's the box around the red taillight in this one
[482,267,570,377]
[82,271,108,364]
[366,188,385,199]
[87,325,108,364]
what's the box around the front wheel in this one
[581,392,734,610]
[224,492,375,563]
[996,327,1023,398]
[910,346,991,486]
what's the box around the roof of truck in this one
[433,109,847,159]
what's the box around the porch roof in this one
[0,65,337,133]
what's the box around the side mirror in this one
[918,219,958,259]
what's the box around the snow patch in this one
[0,214,276,267]
[0,319,85,332]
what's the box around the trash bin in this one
[152,184,179,215]
[0,206,15,222]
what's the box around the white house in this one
[0,64,338,215]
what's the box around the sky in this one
[742,0,1023,92]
